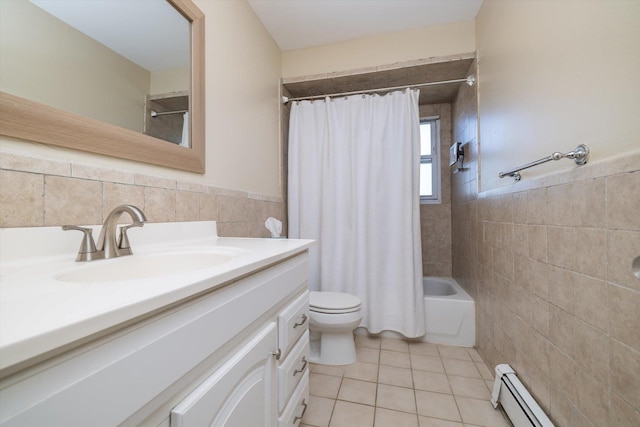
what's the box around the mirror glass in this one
[0,0,190,147]
[0,0,205,173]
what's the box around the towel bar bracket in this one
[566,143,589,165]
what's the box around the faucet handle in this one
[62,225,101,262]
[117,222,144,255]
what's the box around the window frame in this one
[419,117,441,204]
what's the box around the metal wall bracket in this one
[499,144,589,182]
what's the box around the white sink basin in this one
[56,247,246,283]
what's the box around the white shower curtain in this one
[288,89,425,338]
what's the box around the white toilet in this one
[308,291,363,365]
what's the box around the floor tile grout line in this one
[451,388,466,425]
[328,375,344,426]
[409,343,421,420]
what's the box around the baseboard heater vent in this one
[491,364,555,427]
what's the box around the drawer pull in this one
[293,356,308,376]
[292,398,308,424]
[293,313,308,329]
[272,348,282,360]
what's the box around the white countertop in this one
[0,221,313,372]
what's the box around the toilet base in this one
[308,331,357,365]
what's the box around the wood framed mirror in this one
[0,0,205,173]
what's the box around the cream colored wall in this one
[198,0,282,196]
[282,21,475,78]
[0,0,149,133]
[476,0,640,191]
[150,66,190,94]
[0,0,283,198]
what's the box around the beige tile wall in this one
[451,61,640,426]
[419,103,453,277]
[0,153,285,237]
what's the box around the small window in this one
[419,118,441,204]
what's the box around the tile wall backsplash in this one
[451,60,640,427]
[419,103,452,277]
[0,153,284,237]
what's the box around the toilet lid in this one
[309,291,361,313]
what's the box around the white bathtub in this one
[421,277,475,347]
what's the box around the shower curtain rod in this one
[150,109,188,117]
[282,75,475,104]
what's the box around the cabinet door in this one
[171,323,277,427]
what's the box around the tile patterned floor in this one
[301,336,512,427]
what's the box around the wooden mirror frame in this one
[0,0,205,173]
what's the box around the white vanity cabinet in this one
[0,251,310,427]
[170,323,277,427]
[170,288,312,427]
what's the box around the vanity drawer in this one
[277,331,309,412]
[278,370,309,427]
[278,291,309,359]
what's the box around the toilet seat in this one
[309,291,361,314]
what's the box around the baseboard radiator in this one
[491,364,555,427]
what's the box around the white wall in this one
[0,0,283,198]
[476,0,640,191]
[282,21,475,78]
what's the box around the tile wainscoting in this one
[0,153,285,237]
[451,63,640,427]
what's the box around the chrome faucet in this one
[62,204,147,261]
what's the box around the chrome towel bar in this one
[499,144,589,181]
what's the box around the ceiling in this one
[248,0,483,51]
